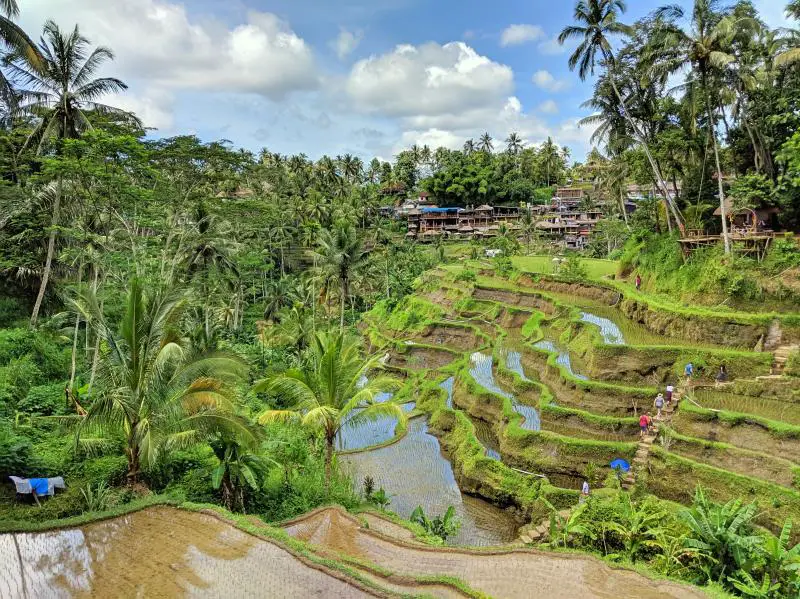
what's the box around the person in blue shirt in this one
[684,362,694,379]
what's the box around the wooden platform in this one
[678,233,774,260]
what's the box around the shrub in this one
[0,297,24,328]
[454,269,477,283]
[0,419,38,478]
[18,382,66,416]
[0,356,43,409]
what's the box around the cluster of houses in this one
[388,187,610,249]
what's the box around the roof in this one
[421,207,458,213]
[476,204,493,211]
[712,198,780,217]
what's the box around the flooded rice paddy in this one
[505,350,530,381]
[471,418,502,461]
[532,341,589,381]
[343,417,518,546]
[0,508,374,598]
[469,353,540,431]
[335,392,415,451]
[579,312,625,345]
[440,376,455,409]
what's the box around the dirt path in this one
[0,507,380,599]
[284,507,709,599]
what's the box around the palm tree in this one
[653,2,759,253]
[478,132,494,153]
[73,278,253,483]
[0,0,41,116]
[255,332,402,493]
[559,0,682,231]
[505,132,524,155]
[463,138,476,155]
[210,431,270,512]
[11,21,139,325]
[313,221,370,331]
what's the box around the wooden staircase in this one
[621,385,681,490]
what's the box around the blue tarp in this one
[420,207,459,213]
[610,459,630,473]
[29,478,49,495]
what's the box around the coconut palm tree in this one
[505,132,524,155]
[73,278,253,483]
[559,0,682,231]
[0,0,41,117]
[313,221,370,331]
[255,331,402,494]
[652,2,759,253]
[478,132,494,153]
[463,138,476,155]
[11,21,139,325]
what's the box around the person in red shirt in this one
[639,412,649,438]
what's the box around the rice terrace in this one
[2,0,800,597]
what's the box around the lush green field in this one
[511,255,619,280]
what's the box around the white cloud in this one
[500,24,545,47]
[754,0,791,28]
[111,88,175,130]
[347,41,513,118]
[538,36,566,55]
[21,1,319,100]
[331,28,363,60]
[532,70,571,92]
[538,99,559,114]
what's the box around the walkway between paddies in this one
[283,506,707,599]
[621,383,683,491]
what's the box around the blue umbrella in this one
[610,458,630,472]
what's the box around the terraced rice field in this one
[469,352,541,431]
[693,389,800,425]
[342,417,519,546]
[335,392,415,451]
[0,508,376,598]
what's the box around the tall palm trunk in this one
[68,263,84,397]
[30,181,62,326]
[703,73,731,255]
[324,434,334,496]
[604,62,682,232]
[339,276,347,331]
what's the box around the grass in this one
[511,255,619,279]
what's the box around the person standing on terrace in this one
[684,362,694,380]
[665,383,674,406]
[654,393,665,419]
[635,274,642,291]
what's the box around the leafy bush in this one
[454,269,477,283]
[80,481,113,512]
[0,297,24,327]
[80,455,129,488]
[0,419,38,478]
[410,505,461,541]
[18,382,66,416]
[0,356,43,410]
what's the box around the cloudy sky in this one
[19,0,791,162]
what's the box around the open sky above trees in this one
[17,0,789,162]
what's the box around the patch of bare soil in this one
[415,325,479,351]
[387,347,455,370]
[522,279,619,305]
[284,507,707,599]
[473,288,556,314]
[0,507,377,598]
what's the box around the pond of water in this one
[505,350,531,381]
[335,392,416,451]
[469,353,540,431]
[579,312,626,345]
[343,417,518,546]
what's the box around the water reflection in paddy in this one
[335,392,415,451]
[472,418,502,460]
[579,312,625,345]
[439,376,455,409]
[343,417,518,546]
[0,508,370,598]
[469,353,540,431]
[505,351,530,381]
[532,341,589,381]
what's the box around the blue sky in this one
[21,0,791,162]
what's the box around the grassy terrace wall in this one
[671,400,800,462]
[452,367,637,477]
[646,447,800,535]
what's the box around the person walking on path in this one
[715,364,728,386]
[639,412,650,438]
[665,383,674,406]
[684,362,694,380]
[580,480,590,504]
[635,274,642,291]
[654,393,665,419]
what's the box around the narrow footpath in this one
[772,344,799,374]
[622,383,683,491]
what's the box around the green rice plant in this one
[80,482,113,513]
